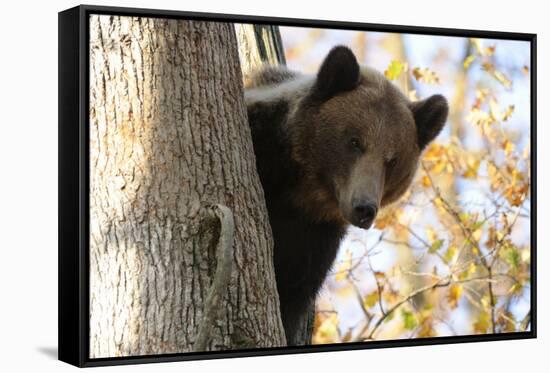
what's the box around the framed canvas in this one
[58,4,537,367]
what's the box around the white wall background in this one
[0,0,545,371]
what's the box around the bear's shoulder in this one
[245,65,300,89]
[244,66,307,202]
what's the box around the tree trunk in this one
[89,15,285,358]
[236,24,286,86]
[236,24,314,346]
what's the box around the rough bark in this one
[89,15,285,358]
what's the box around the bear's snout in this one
[351,199,378,229]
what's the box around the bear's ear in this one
[410,94,448,150]
[312,45,360,101]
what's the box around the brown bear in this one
[245,45,448,345]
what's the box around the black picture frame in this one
[58,4,537,368]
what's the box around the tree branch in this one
[365,277,452,340]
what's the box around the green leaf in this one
[429,239,444,254]
[384,310,396,323]
[471,220,485,231]
[401,309,418,330]
[459,212,470,223]
[444,245,458,263]
[508,283,523,295]
[506,247,521,270]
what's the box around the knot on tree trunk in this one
[193,203,235,352]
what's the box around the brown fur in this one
[245,46,448,344]
[287,67,421,228]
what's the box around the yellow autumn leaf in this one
[463,55,476,69]
[472,227,483,242]
[508,283,523,295]
[505,184,527,207]
[476,88,490,103]
[314,313,339,343]
[433,197,444,209]
[432,159,447,174]
[426,226,437,243]
[374,271,386,280]
[487,163,503,192]
[447,284,463,309]
[341,329,353,343]
[334,271,346,282]
[384,60,405,81]
[474,310,491,333]
[417,320,437,338]
[334,251,352,282]
[374,211,393,229]
[521,248,531,263]
[462,158,480,179]
[467,262,477,276]
[483,62,512,88]
[481,62,494,72]
[444,246,458,264]
[502,139,515,156]
[493,70,512,89]
[502,105,515,121]
[422,143,446,161]
[497,311,517,333]
[421,175,432,187]
[466,107,496,127]
[412,67,440,84]
[485,45,496,56]
[363,291,379,309]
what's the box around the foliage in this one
[281,32,531,343]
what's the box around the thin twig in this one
[365,277,452,340]
[367,250,386,316]
[520,310,531,331]
[487,266,497,333]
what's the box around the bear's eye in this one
[386,157,398,171]
[349,137,364,154]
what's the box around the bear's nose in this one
[351,201,378,229]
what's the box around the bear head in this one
[288,46,448,229]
